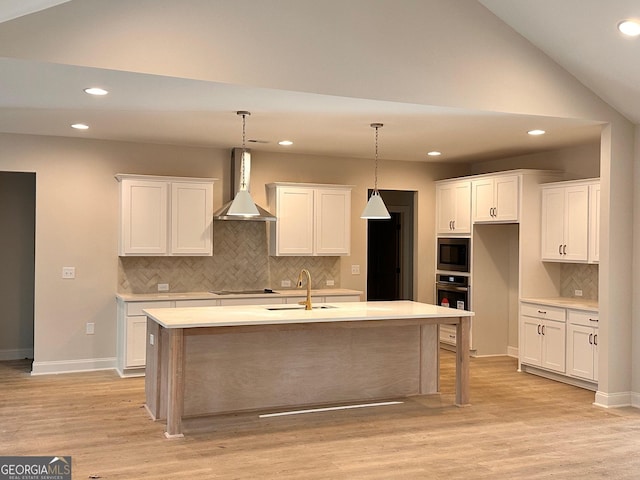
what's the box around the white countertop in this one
[116,288,363,302]
[520,297,598,312]
[144,300,474,329]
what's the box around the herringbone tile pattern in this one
[560,263,598,299]
[118,222,340,293]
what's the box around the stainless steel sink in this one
[265,305,337,311]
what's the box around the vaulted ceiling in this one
[1,0,636,163]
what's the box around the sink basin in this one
[266,305,337,311]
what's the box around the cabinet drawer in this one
[126,301,172,316]
[568,310,599,328]
[440,324,457,344]
[521,303,565,322]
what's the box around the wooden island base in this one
[144,301,473,438]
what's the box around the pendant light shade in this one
[228,111,260,217]
[361,123,391,220]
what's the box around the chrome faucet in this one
[296,268,312,310]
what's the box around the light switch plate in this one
[158,283,169,292]
[326,279,335,286]
[351,265,360,275]
[86,322,95,335]
[574,289,583,297]
[281,279,291,287]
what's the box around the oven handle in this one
[436,284,469,293]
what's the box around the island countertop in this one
[143,300,474,329]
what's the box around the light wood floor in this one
[2,351,640,479]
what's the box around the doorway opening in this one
[0,172,36,365]
[366,190,415,301]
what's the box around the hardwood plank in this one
[2,353,640,479]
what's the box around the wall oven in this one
[435,274,470,311]
[437,237,470,273]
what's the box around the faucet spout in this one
[296,269,312,310]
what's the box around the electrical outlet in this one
[86,322,95,335]
[281,279,291,287]
[574,289,583,297]
[326,279,335,286]
[351,265,360,275]
[62,267,75,279]
[157,283,169,292]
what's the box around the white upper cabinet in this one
[436,180,471,235]
[541,180,595,262]
[472,175,519,223]
[117,174,214,256]
[268,183,351,256]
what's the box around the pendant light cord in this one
[371,123,383,193]
[238,111,251,191]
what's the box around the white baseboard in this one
[507,346,519,358]
[31,357,117,375]
[594,390,633,408]
[632,392,640,408]
[0,348,34,361]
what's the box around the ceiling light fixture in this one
[71,123,89,130]
[227,111,260,217]
[427,151,442,157]
[618,20,640,37]
[278,140,293,146]
[361,123,391,220]
[83,87,109,96]
[528,129,546,136]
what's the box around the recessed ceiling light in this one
[71,123,89,130]
[528,129,546,136]
[618,20,640,37]
[278,140,293,146]
[83,87,109,96]
[427,151,442,156]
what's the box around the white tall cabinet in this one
[267,183,352,256]
[116,174,215,256]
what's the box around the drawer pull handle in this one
[537,324,541,335]
[558,244,563,255]
[537,310,547,315]
[589,318,599,322]
[589,333,593,345]
[594,334,598,346]
[449,335,456,339]
[563,244,567,255]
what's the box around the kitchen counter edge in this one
[116,288,363,302]
[520,297,598,312]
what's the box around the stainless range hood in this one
[213,148,276,221]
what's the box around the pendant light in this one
[361,123,391,219]
[227,111,260,217]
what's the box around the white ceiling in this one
[1,0,637,163]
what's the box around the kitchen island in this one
[144,300,474,438]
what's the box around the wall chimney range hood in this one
[213,147,276,221]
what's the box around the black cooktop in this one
[209,289,277,295]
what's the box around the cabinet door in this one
[563,185,589,262]
[315,188,351,255]
[494,175,519,222]
[471,178,495,223]
[121,180,168,255]
[541,319,566,373]
[541,187,565,260]
[453,181,471,233]
[520,316,543,366]
[126,316,148,367]
[273,187,315,255]
[567,324,595,380]
[589,183,600,263]
[170,182,213,255]
[436,183,456,234]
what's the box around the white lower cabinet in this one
[567,310,599,381]
[520,300,599,388]
[519,303,566,373]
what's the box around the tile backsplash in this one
[118,221,340,293]
[560,263,599,300]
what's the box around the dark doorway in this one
[366,190,415,301]
[0,172,36,363]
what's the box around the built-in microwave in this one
[437,237,470,272]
